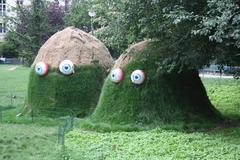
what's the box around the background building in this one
[0,0,30,42]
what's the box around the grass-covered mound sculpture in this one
[88,40,222,130]
[28,27,113,117]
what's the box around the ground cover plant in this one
[65,127,240,160]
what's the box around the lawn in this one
[0,124,59,160]
[0,65,62,160]
[203,78,240,119]
[0,65,240,160]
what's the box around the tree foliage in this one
[4,0,65,66]
[64,0,92,32]
[164,0,240,65]
[64,0,128,58]
[3,0,239,66]
[0,33,19,58]
[121,0,215,72]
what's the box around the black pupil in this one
[112,74,115,77]
[65,66,69,70]
[135,75,139,79]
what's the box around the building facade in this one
[0,0,30,42]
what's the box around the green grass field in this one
[0,65,240,159]
[0,124,59,160]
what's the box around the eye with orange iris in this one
[131,70,145,84]
[35,62,48,76]
[110,68,124,83]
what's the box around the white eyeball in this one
[59,60,74,75]
[110,68,124,83]
[35,62,48,76]
[131,70,145,84]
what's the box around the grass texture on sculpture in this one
[88,40,222,130]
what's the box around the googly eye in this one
[59,60,74,75]
[35,62,48,76]
[110,68,124,83]
[131,70,145,84]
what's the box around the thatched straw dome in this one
[113,40,149,68]
[33,26,113,71]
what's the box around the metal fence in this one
[58,116,74,160]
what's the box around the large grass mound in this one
[88,41,222,129]
[28,65,104,117]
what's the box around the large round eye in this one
[59,60,74,75]
[35,62,48,76]
[110,68,124,83]
[131,70,145,84]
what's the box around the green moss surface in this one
[89,42,222,129]
[27,65,104,117]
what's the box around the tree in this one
[165,0,240,65]
[5,0,65,66]
[46,0,65,33]
[0,31,20,58]
[64,0,92,32]
[64,0,129,58]
[122,0,215,71]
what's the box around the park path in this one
[7,66,19,71]
[199,73,233,79]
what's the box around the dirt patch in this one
[33,26,113,71]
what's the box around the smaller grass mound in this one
[27,27,113,118]
[28,65,104,117]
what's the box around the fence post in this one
[10,93,13,106]
[70,116,74,129]
[0,109,2,123]
[31,107,34,123]
[58,126,66,160]
[61,130,65,160]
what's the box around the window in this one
[0,23,6,33]
[17,0,23,5]
[0,0,6,16]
